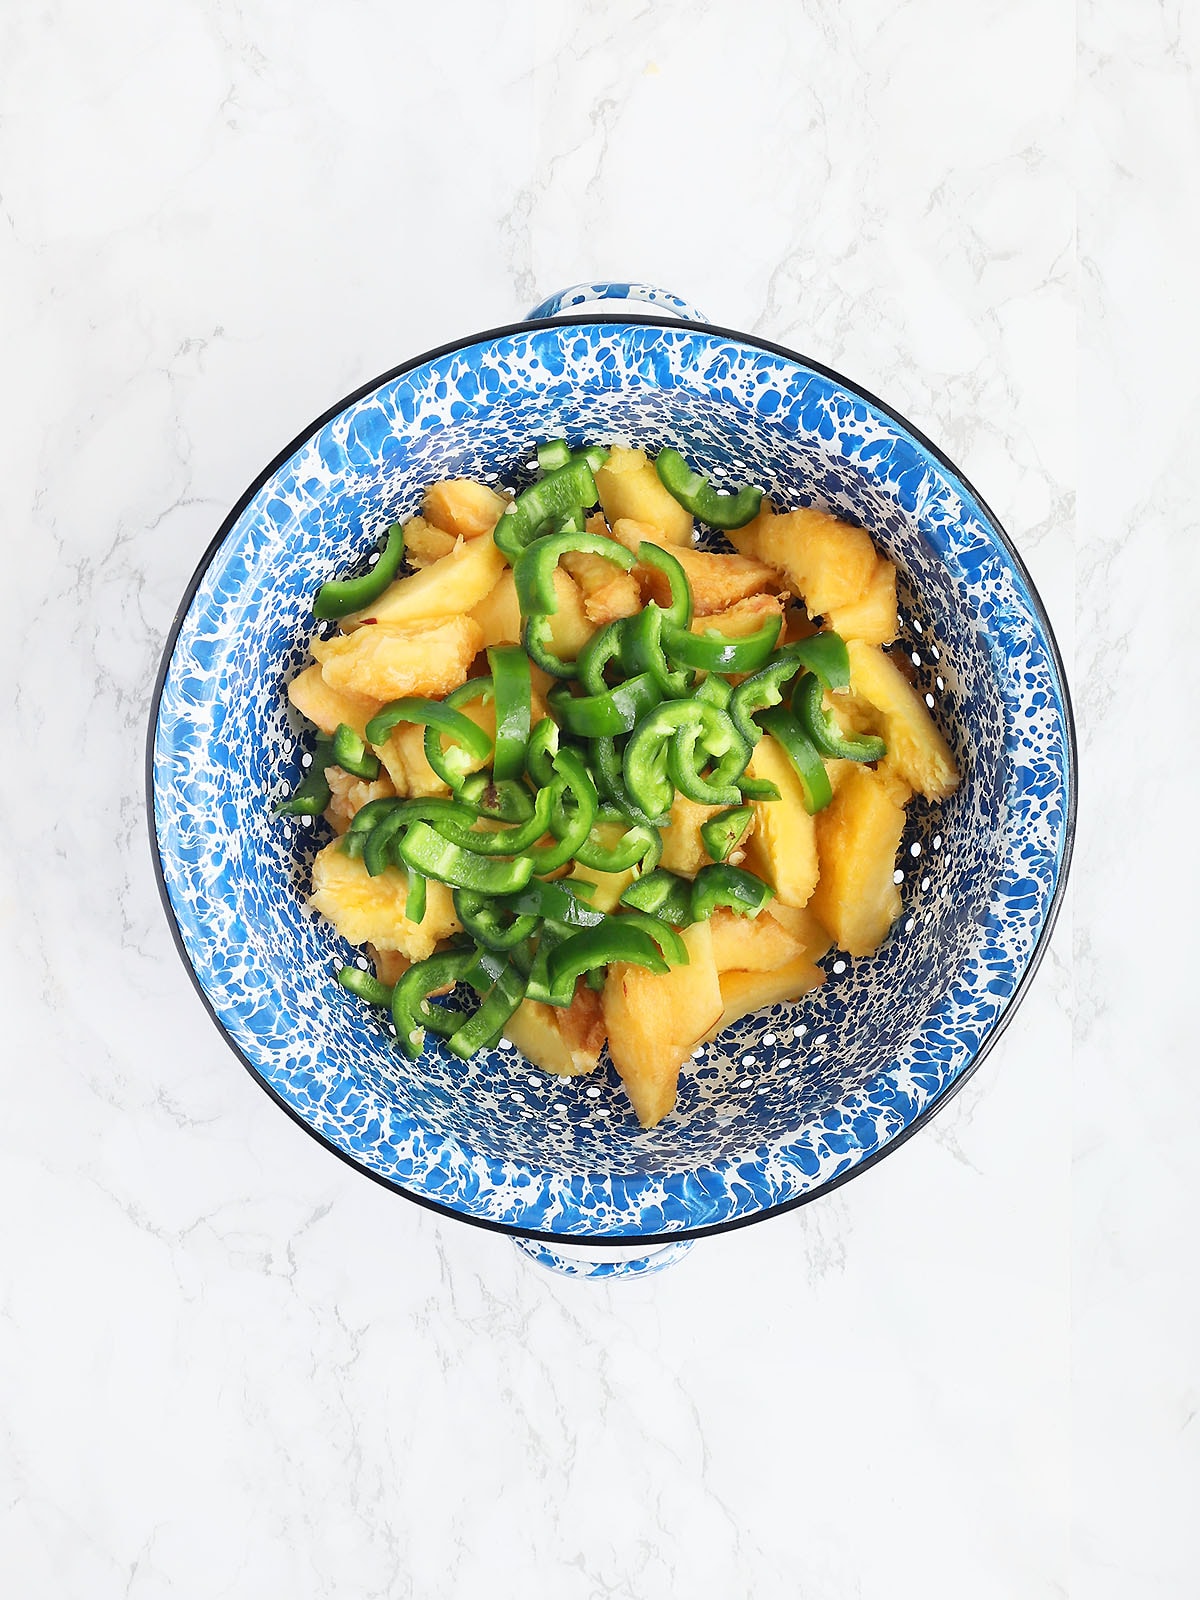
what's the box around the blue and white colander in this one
[148,283,1075,1279]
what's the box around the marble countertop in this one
[2,1,1193,1595]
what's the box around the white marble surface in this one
[1,0,1191,1595]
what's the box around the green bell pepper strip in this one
[404,867,428,924]
[347,795,474,839]
[537,439,571,472]
[426,781,554,856]
[365,694,492,774]
[545,922,669,1006]
[696,674,733,710]
[446,961,527,1059]
[738,776,782,802]
[624,700,749,816]
[336,965,394,1007]
[551,508,584,536]
[391,949,480,1059]
[654,448,763,530]
[585,967,606,992]
[524,923,571,1005]
[619,868,695,926]
[756,706,834,814]
[792,672,887,762]
[493,457,605,560]
[528,747,599,875]
[504,878,605,929]
[396,821,536,894]
[313,522,405,621]
[610,910,690,966]
[516,531,636,678]
[727,650,808,748]
[487,645,532,782]
[790,630,851,691]
[423,679,496,788]
[590,735,630,807]
[275,735,334,816]
[700,804,755,863]
[691,863,774,920]
[576,619,626,695]
[635,542,693,628]
[331,722,381,780]
[662,613,782,675]
[521,614,576,679]
[619,604,691,698]
[548,672,661,738]
[573,814,662,874]
[452,889,540,952]
[455,773,535,822]
[355,798,475,878]
[514,529,634,617]
[669,709,752,808]
[525,717,559,786]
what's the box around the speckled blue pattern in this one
[151,319,1072,1240]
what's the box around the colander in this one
[147,282,1075,1279]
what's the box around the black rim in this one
[145,311,1078,1248]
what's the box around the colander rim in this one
[146,311,1077,1246]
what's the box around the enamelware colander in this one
[148,282,1075,1279]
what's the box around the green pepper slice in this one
[452,889,540,952]
[422,679,496,788]
[426,782,554,856]
[662,613,782,675]
[790,630,851,691]
[365,694,492,781]
[515,531,635,677]
[525,716,560,786]
[669,708,751,808]
[524,922,572,1005]
[404,868,428,924]
[503,878,605,929]
[690,863,774,921]
[456,773,536,822]
[619,604,691,698]
[487,645,532,782]
[354,798,474,878]
[618,868,695,926]
[655,448,763,530]
[313,522,405,621]
[757,706,834,814]
[446,961,527,1058]
[537,439,572,472]
[391,948,480,1059]
[573,814,662,874]
[548,672,661,739]
[545,922,669,1005]
[610,911,690,966]
[336,965,394,1007]
[528,747,599,876]
[695,675,733,710]
[624,700,745,820]
[635,542,693,629]
[275,735,334,816]
[331,722,381,781]
[727,650,807,748]
[493,458,607,561]
[700,804,755,863]
[576,619,626,695]
[792,672,887,763]
[396,822,535,894]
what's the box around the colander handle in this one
[525,282,710,324]
[512,1236,694,1280]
